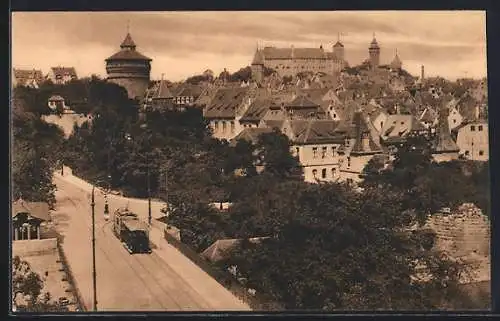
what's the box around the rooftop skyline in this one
[12,11,487,81]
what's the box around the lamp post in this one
[90,185,98,312]
[90,178,109,312]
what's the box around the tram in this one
[112,208,151,254]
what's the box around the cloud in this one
[12,11,487,81]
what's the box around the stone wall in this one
[425,203,490,283]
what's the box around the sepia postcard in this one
[10,11,490,313]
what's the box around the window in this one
[453,119,456,124]
[230,121,235,133]
[347,156,351,167]
[322,168,327,179]
[214,121,219,130]
[313,147,318,158]
[222,121,227,133]
[295,147,300,156]
[478,125,483,131]
[471,125,476,131]
[479,151,484,156]
[333,113,337,119]
[465,150,470,156]
[331,168,336,177]
[312,169,318,177]
[380,121,384,129]
[322,147,327,159]
[331,146,336,157]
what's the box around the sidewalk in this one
[148,225,250,311]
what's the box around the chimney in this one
[421,65,425,81]
[291,44,295,59]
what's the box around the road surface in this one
[52,171,250,312]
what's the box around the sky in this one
[12,11,487,81]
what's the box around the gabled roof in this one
[381,114,425,138]
[262,119,285,130]
[204,87,249,118]
[419,107,438,123]
[12,199,50,221]
[241,99,275,123]
[350,111,383,155]
[153,80,173,99]
[333,41,344,48]
[173,84,203,98]
[296,88,330,104]
[287,95,320,109]
[50,67,77,78]
[291,119,344,144]
[13,69,45,85]
[201,237,269,262]
[232,127,274,145]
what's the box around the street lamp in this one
[90,178,109,312]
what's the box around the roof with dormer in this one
[241,99,275,123]
[204,87,250,119]
[290,119,345,144]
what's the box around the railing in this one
[163,229,282,311]
[56,235,86,312]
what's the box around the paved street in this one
[52,171,250,311]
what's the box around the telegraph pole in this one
[91,186,98,311]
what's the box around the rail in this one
[163,229,282,311]
[56,235,86,312]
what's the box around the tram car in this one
[112,208,152,254]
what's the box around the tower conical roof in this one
[251,49,265,65]
[369,36,380,49]
[390,52,402,69]
[121,33,136,49]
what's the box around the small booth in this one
[12,199,50,241]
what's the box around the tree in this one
[12,256,69,312]
[255,129,303,180]
[218,182,473,310]
[12,98,65,207]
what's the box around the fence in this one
[163,229,282,311]
[56,236,86,312]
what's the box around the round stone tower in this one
[105,32,152,100]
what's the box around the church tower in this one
[251,44,265,84]
[390,49,402,71]
[368,33,380,69]
[105,28,152,100]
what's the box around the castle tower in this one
[421,65,425,81]
[251,44,264,84]
[105,30,152,100]
[333,33,345,61]
[368,33,380,69]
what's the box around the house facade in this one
[12,69,45,88]
[454,121,489,161]
[48,66,78,85]
[204,87,253,141]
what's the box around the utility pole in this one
[91,186,98,311]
